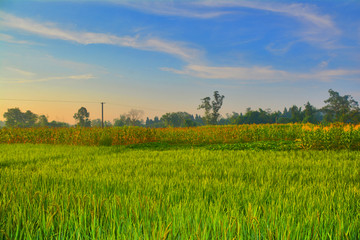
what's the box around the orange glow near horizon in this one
[0,100,174,124]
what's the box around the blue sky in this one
[1,0,360,123]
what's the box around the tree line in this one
[2,89,360,128]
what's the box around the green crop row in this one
[1,123,360,150]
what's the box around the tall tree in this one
[198,91,225,125]
[322,89,360,123]
[126,109,144,126]
[289,105,303,123]
[198,97,212,124]
[303,102,318,123]
[3,108,23,127]
[73,107,91,127]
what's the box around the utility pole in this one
[101,102,105,128]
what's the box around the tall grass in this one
[1,144,360,239]
[1,123,360,150]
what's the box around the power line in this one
[0,98,100,104]
[0,98,172,112]
[106,102,169,112]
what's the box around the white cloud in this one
[318,60,329,68]
[265,41,298,55]
[118,1,340,50]
[6,67,35,76]
[116,2,231,19]
[66,74,95,80]
[230,2,333,29]
[192,1,336,29]
[304,69,360,82]
[0,33,32,44]
[116,0,336,32]
[162,65,291,83]
[0,11,202,63]
[0,74,95,83]
[162,64,360,83]
[196,1,340,49]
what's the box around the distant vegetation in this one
[2,89,360,239]
[2,89,360,128]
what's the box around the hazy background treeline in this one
[1,89,360,128]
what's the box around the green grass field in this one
[1,144,360,239]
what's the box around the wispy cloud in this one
[304,69,360,82]
[318,60,329,68]
[162,64,360,83]
[1,74,95,83]
[162,65,289,83]
[265,41,298,55]
[198,1,340,49]
[0,33,32,44]
[6,67,35,76]
[116,2,231,19]
[118,1,340,50]
[0,11,202,63]
[200,1,335,28]
[118,1,337,32]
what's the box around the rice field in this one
[1,124,360,238]
[1,144,360,239]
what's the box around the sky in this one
[1,0,360,124]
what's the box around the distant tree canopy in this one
[73,107,91,127]
[143,113,202,128]
[234,108,278,124]
[228,104,321,125]
[215,90,359,125]
[145,116,163,128]
[3,108,69,128]
[161,112,197,127]
[3,108,38,128]
[47,121,70,128]
[113,115,130,127]
[91,119,112,127]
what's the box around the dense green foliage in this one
[2,108,69,128]
[322,89,360,123]
[1,144,359,239]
